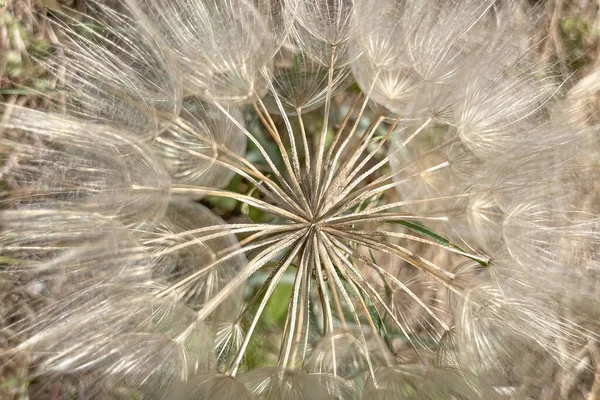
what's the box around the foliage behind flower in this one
[1,0,599,399]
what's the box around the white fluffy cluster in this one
[0,0,598,399]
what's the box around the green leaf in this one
[339,275,393,351]
[389,220,489,267]
[0,256,20,266]
[369,249,393,301]
[1,376,29,399]
[358,284,393,351]
[1,376,19,390]
[240,182,267,222]
[0,88,45,95]
[264,283,293,326]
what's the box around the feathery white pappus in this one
[1,0,599,399]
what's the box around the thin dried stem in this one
[228,235,307,376]
[313,46,338,207]
[170,186,308,223]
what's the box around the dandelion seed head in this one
[128,0,281,104]
[152,99,247,188]
[2,0,599,398]
[238,367,336,399]
[173,372,251,399]
[361,364,488,400]
[53,2,182,136]
[1,109,171,226]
